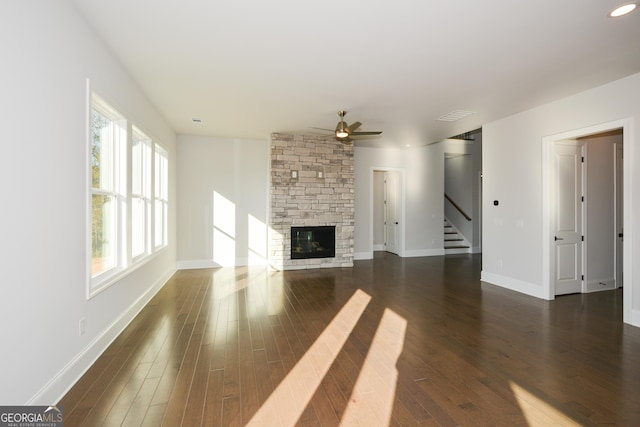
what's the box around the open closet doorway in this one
[543,120,629,313]
[372,168,404,256]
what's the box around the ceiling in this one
[69,0,640,148]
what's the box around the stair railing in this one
[444,193,472,221]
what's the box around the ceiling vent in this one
[437,110,475,122]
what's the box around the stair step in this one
[445,244,470,249]
[445,238,463,242]
[444,231,457,235]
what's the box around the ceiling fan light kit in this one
[335,111,349,138]
[315,110,382,144]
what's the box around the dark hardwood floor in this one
[59,253,640,426]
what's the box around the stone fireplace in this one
[268,133,354,270]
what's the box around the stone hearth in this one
[268,133,354,270]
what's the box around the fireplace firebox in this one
[291,226,336,259]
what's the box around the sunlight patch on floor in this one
[509,382,580,426]
[249,289,372,426]
[341,308,407,425]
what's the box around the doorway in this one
[372,168,404,257]
[542,120,630,318]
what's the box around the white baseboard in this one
[373,244,384,251]
[29,266,176,406]
[177,258,269,270]
[480,271,549,300]
[357,249,445,259]
[404,248,446,258]
[444,247,471,255]
[177,259,223,269]
[354,251,373,260]
[629,308,640,328]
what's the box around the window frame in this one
[86,84,169,299]
[131,125,152,262]
[154,143,169,250]
[88,93,128,295]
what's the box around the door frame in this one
[370,167,405,257]
[542,119,633,324]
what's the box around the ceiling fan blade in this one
[351,131,382,136]
[310,127,334,132]
[348,121,362,132]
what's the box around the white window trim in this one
[88,92,128,297]
[131,125,153,263]
[154,143,169,250]
[86,81,169,299]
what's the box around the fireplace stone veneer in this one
[268,133,354,270]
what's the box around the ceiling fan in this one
[313,111,382,144]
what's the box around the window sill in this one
[87,249,165,299]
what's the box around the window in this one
[154,144,168,249]
[90,96,127,279]
[88,90,169,297]
[132,126,152,259]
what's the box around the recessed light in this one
[192,118,202,124]
[609,3,637,17]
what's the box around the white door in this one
[384,172,400,255]
[554,142,584,295]
[615,142,623,288]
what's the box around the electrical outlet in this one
[79,318,85,336]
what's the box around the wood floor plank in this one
[141,404,166,427]
[179,343,212,427]
[238,291,261,424]
[162,280,210,426]
[202,369,225,426]
[101,362,153,427]
[120,377,161,427]
[221,292,241,426]
[57,255,640,426]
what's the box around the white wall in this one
[354,144,444,259]
[0,1,177,404]
[482,72,640,326]
[177,135,268,268]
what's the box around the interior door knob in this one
[554,236,564,241]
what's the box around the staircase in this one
[444,218,470,254]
